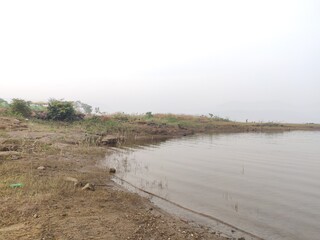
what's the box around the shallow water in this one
[105,131,320,240]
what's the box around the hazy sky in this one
[1,0,319,122]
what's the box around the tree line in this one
[0,98,94,121]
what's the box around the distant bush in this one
[9,99,32,118]
[47,100,78,121]
[145,112,153,118]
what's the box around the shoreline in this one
[110,174,263,240]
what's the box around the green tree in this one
[9,99,32,117]
[74,101,93,114]
[47,99,77,121]
[0,98,9,108]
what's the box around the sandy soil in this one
[0,117,228,240]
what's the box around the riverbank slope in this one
[0,116,228,240]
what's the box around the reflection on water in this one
[104,131,320,240]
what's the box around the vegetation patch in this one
[47,100,79,121]
[9,99,32,118]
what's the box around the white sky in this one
[1,0,319,122]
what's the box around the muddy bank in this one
[84,121,320,147]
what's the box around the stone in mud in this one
[37,166,46,170]
[64,176,79,183]
[81,183,95,191]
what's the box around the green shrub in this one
[9,99,32,117]
[47,100,77,121]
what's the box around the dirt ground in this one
[0,117,228,240]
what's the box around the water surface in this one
[105,131,320,240]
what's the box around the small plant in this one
[47,99,77,121]
[9,99,32,118]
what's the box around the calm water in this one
[105,131,320,240]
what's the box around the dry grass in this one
[0,125,108,236]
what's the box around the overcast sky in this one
[1,0,319,122]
